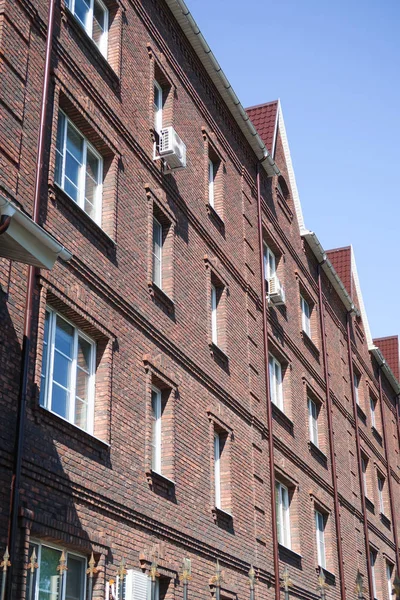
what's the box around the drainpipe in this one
[346,314,374,600]
[377,368,400,576]
[256,161,280,600]
[6,0,56,596]
[317,261,346,600]
[397,395,400,454]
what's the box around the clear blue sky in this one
[185,0,400,340]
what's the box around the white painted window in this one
[40,307,96,434]
[151,386,162,474]
[211,284,218,345]
[275,482,291,548]
[269,355,283,411]
[154,80,163,134]
[308,398,319,447]
[301,295,311,338]
[214,432,221,509]
[65,0,109,57]
[370,550,378,599]
[152,217,163,289]
[55,111,103,225]
[315,510,326,569]
[378,475,385,515]
[386,562,393,600]
[29,540,86,600]
[208,159,215,207]
[354,372,360,405]
[361,456,368,496]
[263,244,276,282]
[370,397,376,428]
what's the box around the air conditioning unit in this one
[269,275,286,306]
[159,126,187,170]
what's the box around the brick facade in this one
[0,1,399,600]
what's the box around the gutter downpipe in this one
[317,261,346,600]
[256,161,280,600]
[397,395,400,454]
[346,314,374,600]
[6,1,56,597]
[377,368,400,576]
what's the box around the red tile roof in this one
[326,247,352,295]
[246,101,279,156]
[373,336,400,380]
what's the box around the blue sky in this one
[185,0,400,340]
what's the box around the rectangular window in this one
[152,216,163,289]
[154,80,163,134]
[386,562,393,600]
[263,244,276,282]
[361,455,368,496]
[301,295,311,338]
[370,550,378,599]
[40,307,96,434]
[370,397,376,428]
[308,398,319,447]
[151,386,162,474]
[211,284,218,345]
[354,372,360,405]
[214,432,221,509]
[29,541,86,600]
[315,510,326,569]
[55,111,103,225]
[275,481,291,548]
[269,355,283,411]
[378,475,385,515]
[65,0,109,57]
[208,159,215,208]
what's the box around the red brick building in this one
[0,2,399,600]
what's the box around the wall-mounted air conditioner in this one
[159,126,187,170]
[269,275,286,306]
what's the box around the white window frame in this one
[276,481,291,548]
[377,475,385,515]
[211,284,218,346]
[269,354,283,411]
[308,398,319,447]
[154,80,163,134]
[214,432,221,509]
[66,0,109,57]
[40,307,96,435]
[263,244,276,282]
[30,539,87,600]
[361,456,368,497]
[315,510,327,569]
[370,397,376,428]
[151,386,162,474]
[301,295,311,338]
[152,216,163,289]
[370,550,378,600]
[354,372,360,405]
[208,158,215,207]
[55,110,103,226]
[386,562,393,600]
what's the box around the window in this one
[301,295,311,338]
[154,80,163,135]
[377,475,385,515]
[151,386,162,474]
[263,244,276,282]
[354,372,360,405]
[361,455,368,497]
[66,0,109,57]
[208,158,216,208]
[40,307,95,434]
[214,432,221,509]
[370,549,378,600]
[211,284,218,345]
[370,397,376,428]
[276,482,291,548]
[29,541,86,600]
[315,510,326,569]
[55,111,103,225]
[269,355,283,411]
[308,398,319,447]
[386,562,393,600]
[152,216,163,289]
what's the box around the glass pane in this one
[55,316,74,357]
[75,0,91,30]
[38,546,61,600]
[55,114,65,186]
[86,148,99,182]
[66,555,85,600]
[93,0,106,47]
[53,351,72,389]
[85,174,97,212]
[74,397,88,430]
[64,177,80,202]
[51,383,68,419]
[55,150,63,187]
[67,124,84,163]
[77,337,91,371]
[76,368,89,401]
[40,312,51,407]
